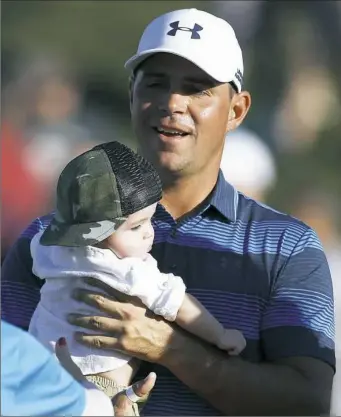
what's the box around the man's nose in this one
[158,91,188,115]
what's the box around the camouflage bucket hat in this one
[40,141,163,247]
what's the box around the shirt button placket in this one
[166,226,178,272]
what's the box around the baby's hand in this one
[217,329,246,355]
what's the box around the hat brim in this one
[40,217,126,247]
[124,47,239,91]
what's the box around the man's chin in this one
[155,153,190,175]
[139,148,191,177]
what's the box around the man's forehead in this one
[137,54,215,83]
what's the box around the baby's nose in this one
[145,227,154,240]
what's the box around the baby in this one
[29,141,246,410]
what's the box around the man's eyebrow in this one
[143,73,212,85]
[143,72,165,78]
[184,77,213,85]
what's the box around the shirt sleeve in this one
[260,227,335,370]
[1,216,51,329]
[1,320,86,416]
[123,255,187,321]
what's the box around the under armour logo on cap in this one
[167,21,203,39]
[235,69,243,83]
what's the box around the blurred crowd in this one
[2,0,341,274]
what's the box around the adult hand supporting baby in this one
[68,277,181,365]
[55,335,157,416]
[113,372,157,416]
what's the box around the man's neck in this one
[160,169,220,220]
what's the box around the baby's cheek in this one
[126,233,144,256]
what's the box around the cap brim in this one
[125,48,235,86]
[40,217,126,247]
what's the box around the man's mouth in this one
[154,127,189,137]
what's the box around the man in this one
[1,8,335,415]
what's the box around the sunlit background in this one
[2,1,341,280]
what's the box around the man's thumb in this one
[132,372,157,398]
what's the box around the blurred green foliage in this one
[2,1,340,227]
[2,1,202,95]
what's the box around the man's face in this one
[130,53,234,178]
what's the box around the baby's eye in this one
[131,225,141,231]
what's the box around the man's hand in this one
[113,372,157,416]
[68,278,179,364]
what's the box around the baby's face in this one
[105,203,157,259]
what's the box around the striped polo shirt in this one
[1,172,335,416]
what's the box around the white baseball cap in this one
[124,8,244,92]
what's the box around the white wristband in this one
[125,385,141,403]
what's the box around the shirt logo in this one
[167,21,203,39]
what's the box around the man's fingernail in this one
[58,337,66,346]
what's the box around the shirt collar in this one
[155,170,238,223]
[209,170,238,222]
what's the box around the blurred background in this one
[1,0,341,275]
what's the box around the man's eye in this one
[191,86,210,96]
[131,225,141,231]
[193,90,209,97]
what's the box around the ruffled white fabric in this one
[29,230,186,375]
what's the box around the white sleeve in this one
[122,255,186,321]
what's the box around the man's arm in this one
[159,330,333,415]
[1,215,52,329]
[70,228,335,415]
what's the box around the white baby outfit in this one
[29,230,186,375]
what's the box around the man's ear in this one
[226,90,252,134]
